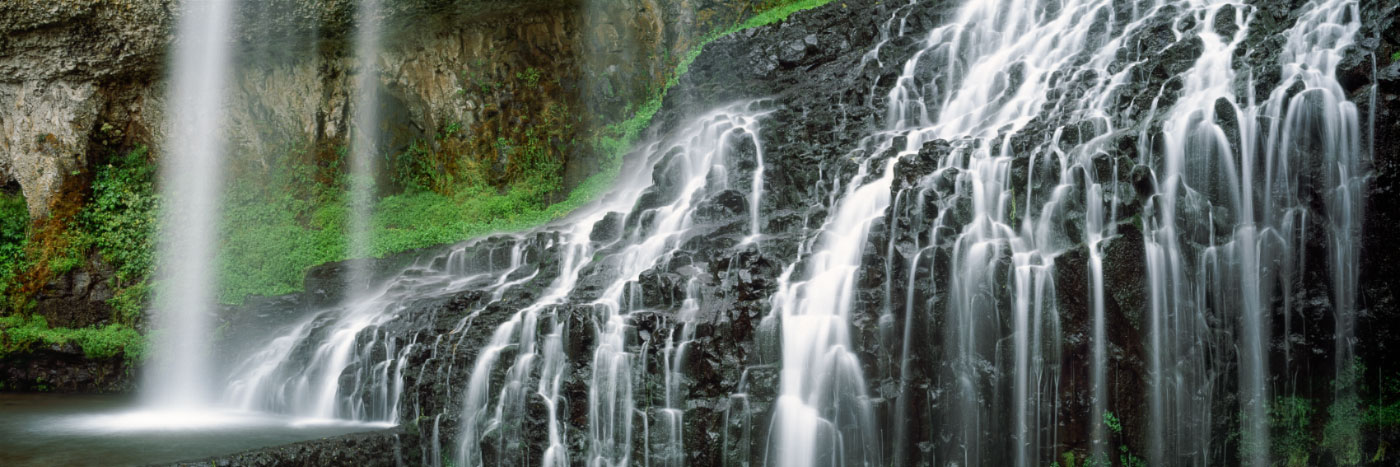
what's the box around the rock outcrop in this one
[3,0,1397,465]
[199,0,1397,464]
[0,0,766,218]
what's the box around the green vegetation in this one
[742,0,835,28]
[218,136,575,302]
[1273,396,1316,467]
[1366,373,1400,428]
[1053,451,1079,467]
[0,146,153,362]
[82,146,158,289]
[0,190,28,311]
[1095,411,1145,467]
[516,67,542,87]
[1118,444,1146,467]
[1325,360,1367,465]
[0,0,843,367]
[585,0,838,219]
[1048,411,1144,467]
[0,314,144,361]
[1262,361,1400,466]
[1391,51,1400,63]
[214,0,838,303]
[1103,410,1122,434]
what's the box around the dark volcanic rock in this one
[148,0,1400,465]
[0,346,130,393]
[170,428,418,467]
[32,255,117,329]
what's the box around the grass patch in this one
[214,0,836,304]
[0,0,842,307]
[0,314,145,361]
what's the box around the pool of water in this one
[0,393,394,466]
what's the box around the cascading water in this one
[453,102,771,467]
[1142,1,1365,465]
[767,0,1370,465]
[144,0,236,410]
[215,0,405,424]
[159,0,1376,466]
[785,0,1158,464]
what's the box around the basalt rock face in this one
[1,346,130,393]
[0,0,172,219]
[203,0,1400,465]
[170,427,419,467]
[1355,0,1400,387]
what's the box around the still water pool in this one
[0,393,393,466]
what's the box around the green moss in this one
[1366,373,1400,427]
[1326,392,1364,465]
[1272,396,1315,467]
[1325,360,1365,465]
[108,281,152,326]
[0,314,144,361]
[516,67,542,87]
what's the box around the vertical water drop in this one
[145,0,236,410]
[349,0,382,295]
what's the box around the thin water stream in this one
[71,0,1373,465]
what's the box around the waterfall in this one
[801,0,1159,464]
[349,0,382,294]
[771,0,1367,465]
[452,102,771,467]
[144,0,236,410]
[217,0,404,423]
[1143,1,1363,465]
[159,0,1372,465]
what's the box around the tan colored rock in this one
[0,0,757,218]
[0,81,101,218]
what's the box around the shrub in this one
[0,191,28,310]
[82,145,158,284]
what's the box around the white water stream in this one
[144,0,236,411]
[129,1,1372,466]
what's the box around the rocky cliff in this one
[189,0,1400,464]
[0,0,772,219]
[2,0,1397,465]
[0,0,786,392]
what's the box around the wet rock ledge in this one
[168,427,419,467]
